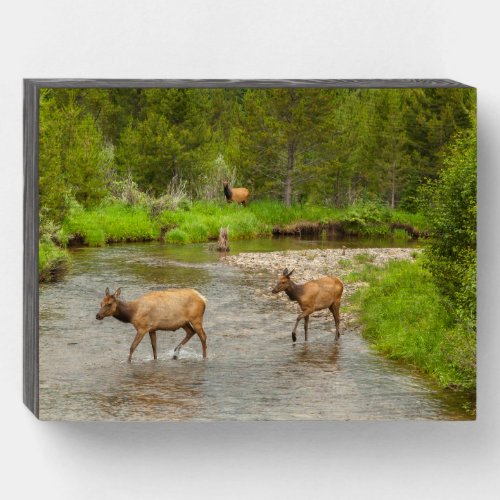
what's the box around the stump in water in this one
[217,227,230,252]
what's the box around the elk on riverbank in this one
[223,180,250,206]
[272,268,343,342]
[95,287,208,361]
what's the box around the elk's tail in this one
[193,290,208,305]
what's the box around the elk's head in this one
[272,268,294,294]
[96,287,121,320]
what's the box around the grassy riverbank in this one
[39,200,430,280]
[39,240,70,282]
[348,259,476,392]
[61,200,429,245]
[61,203,159,246]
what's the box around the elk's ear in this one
[287,269,294,277]
[282,268,289,276]
[114,287,122,298]
[105,287,110,296]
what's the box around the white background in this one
[0,1,498,498]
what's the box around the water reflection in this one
[93,362,206,420]
[294,342,341,373]
[39,240,473,421]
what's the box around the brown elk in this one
[223,180,250,206]
[272,268,343,343]
[95,287,208,362]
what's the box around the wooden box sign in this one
[24,79,476,421]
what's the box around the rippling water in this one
[39,239,473,421]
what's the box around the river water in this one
[39,238,473,421]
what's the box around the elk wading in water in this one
[272,268,344,342]
[95,287,208,361]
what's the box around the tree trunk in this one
[217,227,230,252]
[390,161,396,209]
[284,142,295,206]
[335,167,341,207]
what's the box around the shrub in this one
[195,154,237,201]
[420,127,476,329]
[39,240,69,282]
[339,201,392,236]
[109,173,188,215]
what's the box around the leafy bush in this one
[149,176,189,215]
[39,240,69,282]
[420,128,476,329]
[109,173,189,215]
[339,201,392,235]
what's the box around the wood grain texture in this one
[24,80,39,417]
[25,78,472,88]
[22,78,473,418]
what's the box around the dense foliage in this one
[39,87,476,220]
[420,126,477,329]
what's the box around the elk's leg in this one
[304,315,310,342]
[128,330,147,363]
[173,324,195,360]
[330,302,341,340]
[292,310,313,343]
[149,331,157,360]
[191,320,208,359]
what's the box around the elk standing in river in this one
[272,268,343,342]
[96,287,208,361]
[223,180,250,206]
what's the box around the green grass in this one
[349,259,476,391]
[158,201,265,243]
[58,199,430,247]
[353,252,375,264]
[338,258,352,269]
[391,210,430,232]
[61,203,160,246]
[247,200,344,226]
[39,240,70,282]
[156,200,426,244]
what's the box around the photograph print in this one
[31,81,476,421]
